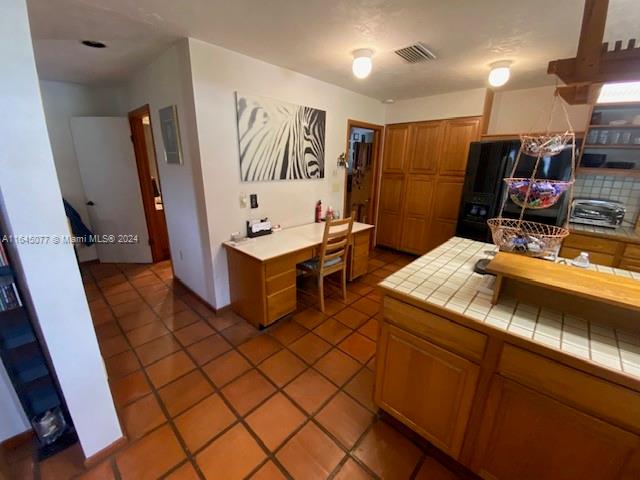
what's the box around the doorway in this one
[343,120,383,228]
[128,105,171,263]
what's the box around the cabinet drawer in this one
[383,297,486,362]
[267,285,296,323]
[619,257,640,273]
[350,255,368,279]
[624,243,640,260]
[560,246,616,266]
[266,269,295,296]
[498,345,640,434]
[265,248,312,277]
[354,231,370,247]
[563,234,619,255]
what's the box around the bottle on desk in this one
[315,200,322,223]
[326,206,334,222]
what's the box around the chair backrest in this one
[319,215,354,271]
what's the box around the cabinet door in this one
[439,117,481,177]
[471,376,640,480]
[376,175,405,248]
[399,176,434,254]
[375,324,480,458]
[427,180,463,249]
[382,124,410,173]
[408,121,443,175]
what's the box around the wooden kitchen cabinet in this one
[382,124,410,173]
[471,376,640,480]
[560,233,640,271]
[439,117,482,177]
[376,116,481,254]
[375,323,480,458]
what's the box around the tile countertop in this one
[378,236,640,380]
[569,223,640,244]
[223,222,374,261]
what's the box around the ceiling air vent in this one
[394,42,437,63]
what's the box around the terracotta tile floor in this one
[4,251,476,480]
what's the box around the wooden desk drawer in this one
[267,285,296,322]
[624,243,640,260]
[383,296,486,362]
[563,234,619,255]
[265,248,313,277]
[560,246,615,266]
[498,345,640,433]
[351,255,368,279]
[619,257,640,273]
[266,269,295,295]
[354,231,370,247]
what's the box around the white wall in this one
[0,0,121,456]
[188,38,386,307]
[488,85,591,134]
[0,359,29,441]
[385,88,487,124]
[122,40,216,305]
[39,81,124,262]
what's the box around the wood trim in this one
[0,429,33,450]
[481,89,494,135]
[83,436,127,468]
[481,131,585,141]
[128,105,171,264]
[343,119,384,248]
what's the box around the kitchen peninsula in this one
[375,237,640,479]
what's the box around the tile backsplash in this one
[573,175,640,225]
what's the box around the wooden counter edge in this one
[376,284,640,394]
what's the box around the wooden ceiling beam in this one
[574,0,609,78]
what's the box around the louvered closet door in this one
[399,176,435,254]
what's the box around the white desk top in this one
[223,222,374,262]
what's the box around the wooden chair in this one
[299,216,354,312]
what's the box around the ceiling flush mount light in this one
[488,61,511,88]
[81,40,107,48]
[352,49,374,79]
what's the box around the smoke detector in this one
[394,42,437,64]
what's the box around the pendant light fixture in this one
[488,61,512,87]
[352,49,374,79]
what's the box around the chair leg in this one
[341,267,347,301]
[318,274,325,313]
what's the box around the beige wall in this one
[488,85,590,134]
[385,88,487,124]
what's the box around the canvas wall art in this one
[235,93,326,182]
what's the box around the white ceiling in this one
[27,0,640,100]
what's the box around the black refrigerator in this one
[455,139,577,243]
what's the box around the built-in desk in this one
[223,222,374,328]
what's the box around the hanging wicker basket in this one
[504,178,573,210]
[520,132,574,157]
[487,218,569,258]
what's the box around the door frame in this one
[128,105,170,263]
[342,119,384,243]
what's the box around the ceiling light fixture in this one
[488,61,511,88]
[352,49,374,79]
[81,40,107,49]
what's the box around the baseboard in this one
[1,429,33,450]
[172,276,230,314]
[83,436,126,468]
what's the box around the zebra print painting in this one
[236,93,326,182]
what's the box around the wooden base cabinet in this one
[471,376,640,480]
[376,295,640,480]
[560,233,640,272]
[375,324,480,458]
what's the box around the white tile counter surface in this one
[223,222,374,261]
[379,237,640,379]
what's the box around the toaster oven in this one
[569,199,626,229]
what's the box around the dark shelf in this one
[0,265,12,279]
